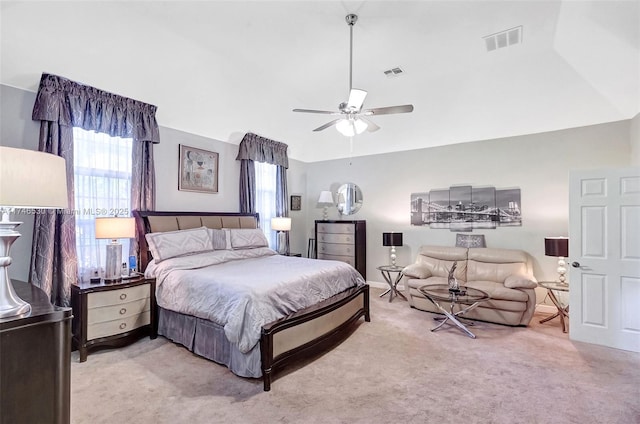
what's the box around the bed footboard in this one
[260,284,370,391]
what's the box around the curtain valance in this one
[32,73,160,143]
[236,132,289,168]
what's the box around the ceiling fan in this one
[293,14,414,136]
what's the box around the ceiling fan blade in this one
[313,119,342,132]
[346,89,367,112]
[362,104,414,115]
[293,108,340,115]
[360,117,380,132]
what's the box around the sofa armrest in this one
[402,263,432,279]
[504,274,537,289]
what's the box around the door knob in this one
[571,262,581,268]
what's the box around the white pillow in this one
[145,226,212,263]
[227,228,269,249]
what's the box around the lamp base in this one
[390,246,397,267]
[0,219,31,318]
[276,231,289,255]
[104,241,123,283]
[557,256,568,286]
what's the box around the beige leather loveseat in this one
[402,246,538,326]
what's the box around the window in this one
[73,127,133,275]
[254,161,277,248]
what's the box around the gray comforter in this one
[145,248,365,353]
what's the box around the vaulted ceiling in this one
[1,1,638,162]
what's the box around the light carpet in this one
[71,287,639,424]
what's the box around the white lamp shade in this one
[95,217,136,239]
[318,191,334,204]
[0,146,68,209]
[336,118,367,137]
[271,217,291,231]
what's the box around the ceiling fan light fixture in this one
[336,118,367,137]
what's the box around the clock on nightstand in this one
[71,275,157,361]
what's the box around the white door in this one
[569,167,640,352]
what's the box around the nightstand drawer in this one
[87,311,151,340]
[317,242,356,256]
[87,284,149,308]
[317,233,355,244]
[316,223,355,234]
[317,253,356,267]
[87,297,151,325]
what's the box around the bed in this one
[133,211,370,391]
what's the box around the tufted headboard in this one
[132,210,260,272]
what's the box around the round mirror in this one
[336,183,363,215]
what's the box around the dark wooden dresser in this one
[0,280,72,424]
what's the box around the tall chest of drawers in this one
[71,276,157,361]
[315,220,366,279]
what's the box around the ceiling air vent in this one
[383,67,405,78]
[483,26,522,52]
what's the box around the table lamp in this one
[383,232,403,267]
[95,217,135,282]
[271,217,291,255]
[317,191,334,220]
[545,237,569,285]
[0,146,68,318]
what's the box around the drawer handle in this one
[119,308,127,315]
[120,293,127,300]
[119,323,127,330]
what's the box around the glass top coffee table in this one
[418,284,490,339]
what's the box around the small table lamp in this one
[271,217,291,255]
[545,237,569,285]
[383,232,403,267]
[0,147,68,318]
[95,217,136,282]
[317,191,334,220]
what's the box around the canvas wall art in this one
[410,185,521,231]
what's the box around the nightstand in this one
[71,275,157,362]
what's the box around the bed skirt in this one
[158,307,263,378]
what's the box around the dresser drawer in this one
[316,223,355,235]
[317,242,356,256]
[87,284,149,308]
[87,297,151,325]
[316,233,355,244]
[87,311,151,341]
[317,253,356,267]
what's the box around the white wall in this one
[304,121,632,299]
[631,113,640,166]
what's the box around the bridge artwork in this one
[410,185,521,231]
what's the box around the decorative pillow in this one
[504,274,537,289]
[227,228,269,249]
[208,228,228,250]
[145,227,212,263]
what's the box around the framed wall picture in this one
[178,144,219,193]
[290,195,302,211]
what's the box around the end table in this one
[538,281,569,333]
[377,265,407,303]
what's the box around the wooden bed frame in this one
[133,210,370,391]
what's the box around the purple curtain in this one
[30,73,159,305]
[236,132,289,236]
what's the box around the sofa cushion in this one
[415,246,468,280]
[464,280,529,302]
[405,276,448,290]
